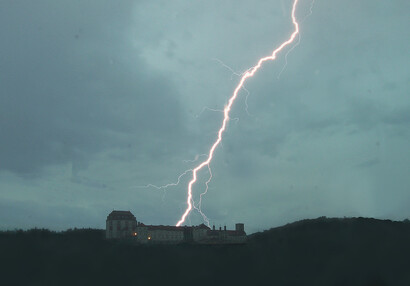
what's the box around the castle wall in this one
[106,211,246,244]
[134,226,184,243]
[106,219,137,239]
[193,228,208,241]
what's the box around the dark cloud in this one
[384,107,410,126]
[0,0,186,175]
[356,158,380,168]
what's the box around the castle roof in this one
[137,223,211,231]
[197,223,211,230]
[146,225,183,231]
[207,230,246,236]
[107,210,136,221]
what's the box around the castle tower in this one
[235,223,244,232]
[106,210,137,239]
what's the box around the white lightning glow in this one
[138,169,192,191]
[176,0,301,226]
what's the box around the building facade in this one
[106,210,246,244]
[205,223,247,244]
[105,210,137,239]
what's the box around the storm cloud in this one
[0,0,186,175]
[1,0,409,232]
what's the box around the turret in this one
[235,223,244,232]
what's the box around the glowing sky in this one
[0,0,409,233]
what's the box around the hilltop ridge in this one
[1,217,409,285]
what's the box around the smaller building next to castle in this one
[106,210,246,244]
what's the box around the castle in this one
[106,210,246,244]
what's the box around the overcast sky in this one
[0,0,409,233]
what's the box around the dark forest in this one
[1,217,409,286]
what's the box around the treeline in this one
[1,217,409,286]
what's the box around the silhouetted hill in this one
[1,217,409,286]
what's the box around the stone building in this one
[133,224,209,243]
[106,210,246,244]
[205,223,246,244]
[105,210,137,239]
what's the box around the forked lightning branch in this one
[144,0,305,226]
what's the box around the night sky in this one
[1,0,409,233]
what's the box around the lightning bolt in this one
[192,164,212,227]
[213,58,253,116]
[137,169,192,191]
[182,154,207,163]
[277,0,315,79]
[194,106,224,119]
[176,0,302,226]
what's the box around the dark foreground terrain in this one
[0,217,409,286]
